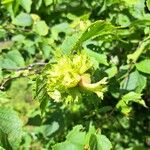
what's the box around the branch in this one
[3,62,47,72]
[0,62,47,90]
[0,75,27,90]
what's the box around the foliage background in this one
[0,0,150,149]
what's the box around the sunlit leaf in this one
[0,107,22,150]
[0,50,25,69]
[20,0,32,13]
[12,12,32,26]
[147,0,150,10]
[33,20,49,36]
[136,59,150,74]
[116,92,146,115]
[61,20,115,54]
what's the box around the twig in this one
[0,62,47,90]
[0,75,28,90]
[2,62,47,72]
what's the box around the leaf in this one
[127,39,150,63]
[121,71,146,93]
[61,20,115,54]
[34,121,59,138]
[0,91,10,104]
[90,134,112,150]
[116,14,130,27]
[0,41,13,52]
[0,29,7,39]
[123,0,145,18]
[60,33,81,55]
[52,125,86,150]
[147,0,150,11]
[66,125,86,145]
[44,0,53,6]
[12,12,32,26]
[84,49,108,67]
[0,50,25,69]
[20,0,32,13]
[41,44,53,59]
[35,0,42,10]
[89,134,97,150]
[0,107,22,150]
[1,0,14,4]
[53,142,80,150]
[116,92,146,115]
[97,135,112,150]
[52,124,112,150]
[136,59,150,74]
[77,20,115,45]
[33,20,49,36]
[51,23,73,40]
[105,66,118,78]
[12,34,25,42]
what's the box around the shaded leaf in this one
[34,121,59,138]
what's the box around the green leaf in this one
[127,39,150,63]
[0,41,13,52]
[35,0,42,10]
[12,34,25,42]
[51,23,72,40]
[116,92,146,115]
[90,134,112,150]
[34,122,59,138]
[136,59,150,74]
[123,0,145,18]
[1,0,14,4]
[121,71,146,93]
[0,29,7,39]
[0,50,25,69]
[53,142,80,150]
[105,66,118,78]
[89,134,97,150]
[0,107,22,150]
[77,21,115,45]
[53,124,112,150]
[84,49,108,67]
[12,12,32,26]
[147,0,150,11]
[41,44,53,59]
[116,14,130,27]
[52,125,86,150]
[33,21,49,36]
[20,0,32,13]
[61,20,115,54]
[97,135,112,150]
[44,0,53,6]
[60,33,81,55]
[0,91,10,104]
[66,125,86,145]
